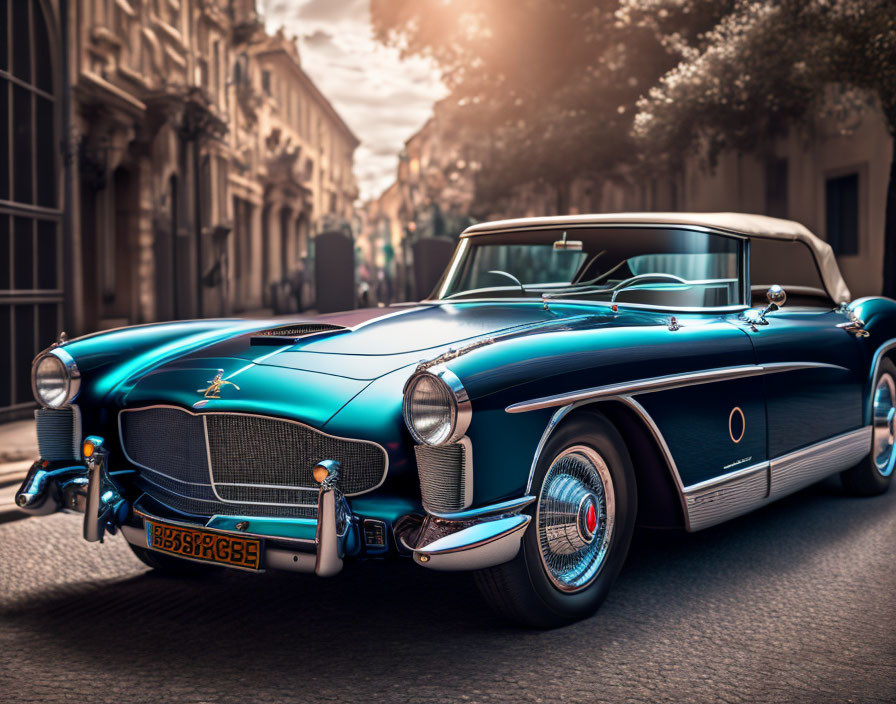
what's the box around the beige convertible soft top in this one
[462,212,850,303]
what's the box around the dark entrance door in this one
[0,0,62,419]
[314,230,355,314]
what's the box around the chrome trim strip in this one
[428,495,535,520]
[214,482,317,492]
[682,462,769,532]
[506,362,849,414]
[132,506,317,545]
[458,436,475,508]
[769,426,872,499]
[524,395,691,529]
[525,405,577,494]
[682,460,769,493]
[421,297,750,315]
[137,473,319,510]
[461,221,748,240]
[118,405,389,498]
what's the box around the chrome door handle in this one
[837,317,869,337]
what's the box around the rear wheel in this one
[128,543,221,577]
[841,357,895,496]
[474,411,637,628]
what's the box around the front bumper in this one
[400,497,534,571]
[15,446,355,577]
[16,443,534,575]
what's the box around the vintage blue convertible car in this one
[17,213,896,627]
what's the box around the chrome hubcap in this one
[872,372,896,477]
[537,445,615,592]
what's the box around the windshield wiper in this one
[486,270,526,294]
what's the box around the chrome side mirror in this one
[740,285,786,329]
[766,285,786,310]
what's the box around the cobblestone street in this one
[1,476,893,704]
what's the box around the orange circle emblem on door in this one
[729,406,746,444]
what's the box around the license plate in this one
[145,519,262,570]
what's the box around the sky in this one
[265,0,447,201]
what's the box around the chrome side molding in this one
[683,462,769,531]
[682,426,872,530]
[769,426,872,499]
[505,362,850,414]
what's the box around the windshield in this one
[434,227,745,308]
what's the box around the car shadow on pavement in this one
[1,476,894,702]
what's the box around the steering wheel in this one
[610,273,688,302]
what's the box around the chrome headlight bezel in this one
[402,367,471,446]
[31,348,80,408]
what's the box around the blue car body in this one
[17,213,896,624]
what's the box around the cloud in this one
[295,0,368,23]
[302,29,334,48]
[267,0,446,200]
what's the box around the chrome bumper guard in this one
[15,461,90,516]
[15,436,128,542]
[404,496,535,571]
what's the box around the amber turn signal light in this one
[312,465,330,484]
[82,440,95,458]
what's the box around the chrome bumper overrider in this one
[402,496,535,571]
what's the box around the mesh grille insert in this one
[35,406,81,461]
[120,407,388,519]
[206,414,386,496]
[251,323,346,345]
[414,442,468,513]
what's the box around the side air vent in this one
[250,323,346,345]
[35,406,81,461]
[414,438,473,513]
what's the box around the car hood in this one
[162,303,598,380]
[119,303,604,424]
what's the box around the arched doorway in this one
[0,0,62,417]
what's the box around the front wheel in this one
[840,357,896,496]
[474,411,637,628]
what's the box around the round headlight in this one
[403,369,471,445]
[32,350,79,408]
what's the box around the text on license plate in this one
[145,519,262,570]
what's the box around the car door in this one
[744,304,866,459]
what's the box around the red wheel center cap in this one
[585,502,597,533]
[578,494,600,543]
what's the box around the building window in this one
[825,172,859,256]
[261,69,271,96]
[765,157,788,218]
[1,0,62,412]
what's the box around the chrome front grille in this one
[119,406,388,519]
[35,406,81,461]
[414,439,472,513]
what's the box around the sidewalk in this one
[0,418,37,524]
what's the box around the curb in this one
[0,460,31,524]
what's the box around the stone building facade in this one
[0,0,359,419]
[487,102,894,301]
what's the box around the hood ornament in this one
[194,370,240,408]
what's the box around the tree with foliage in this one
[629,0,896,296]
[371,0,720,214]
